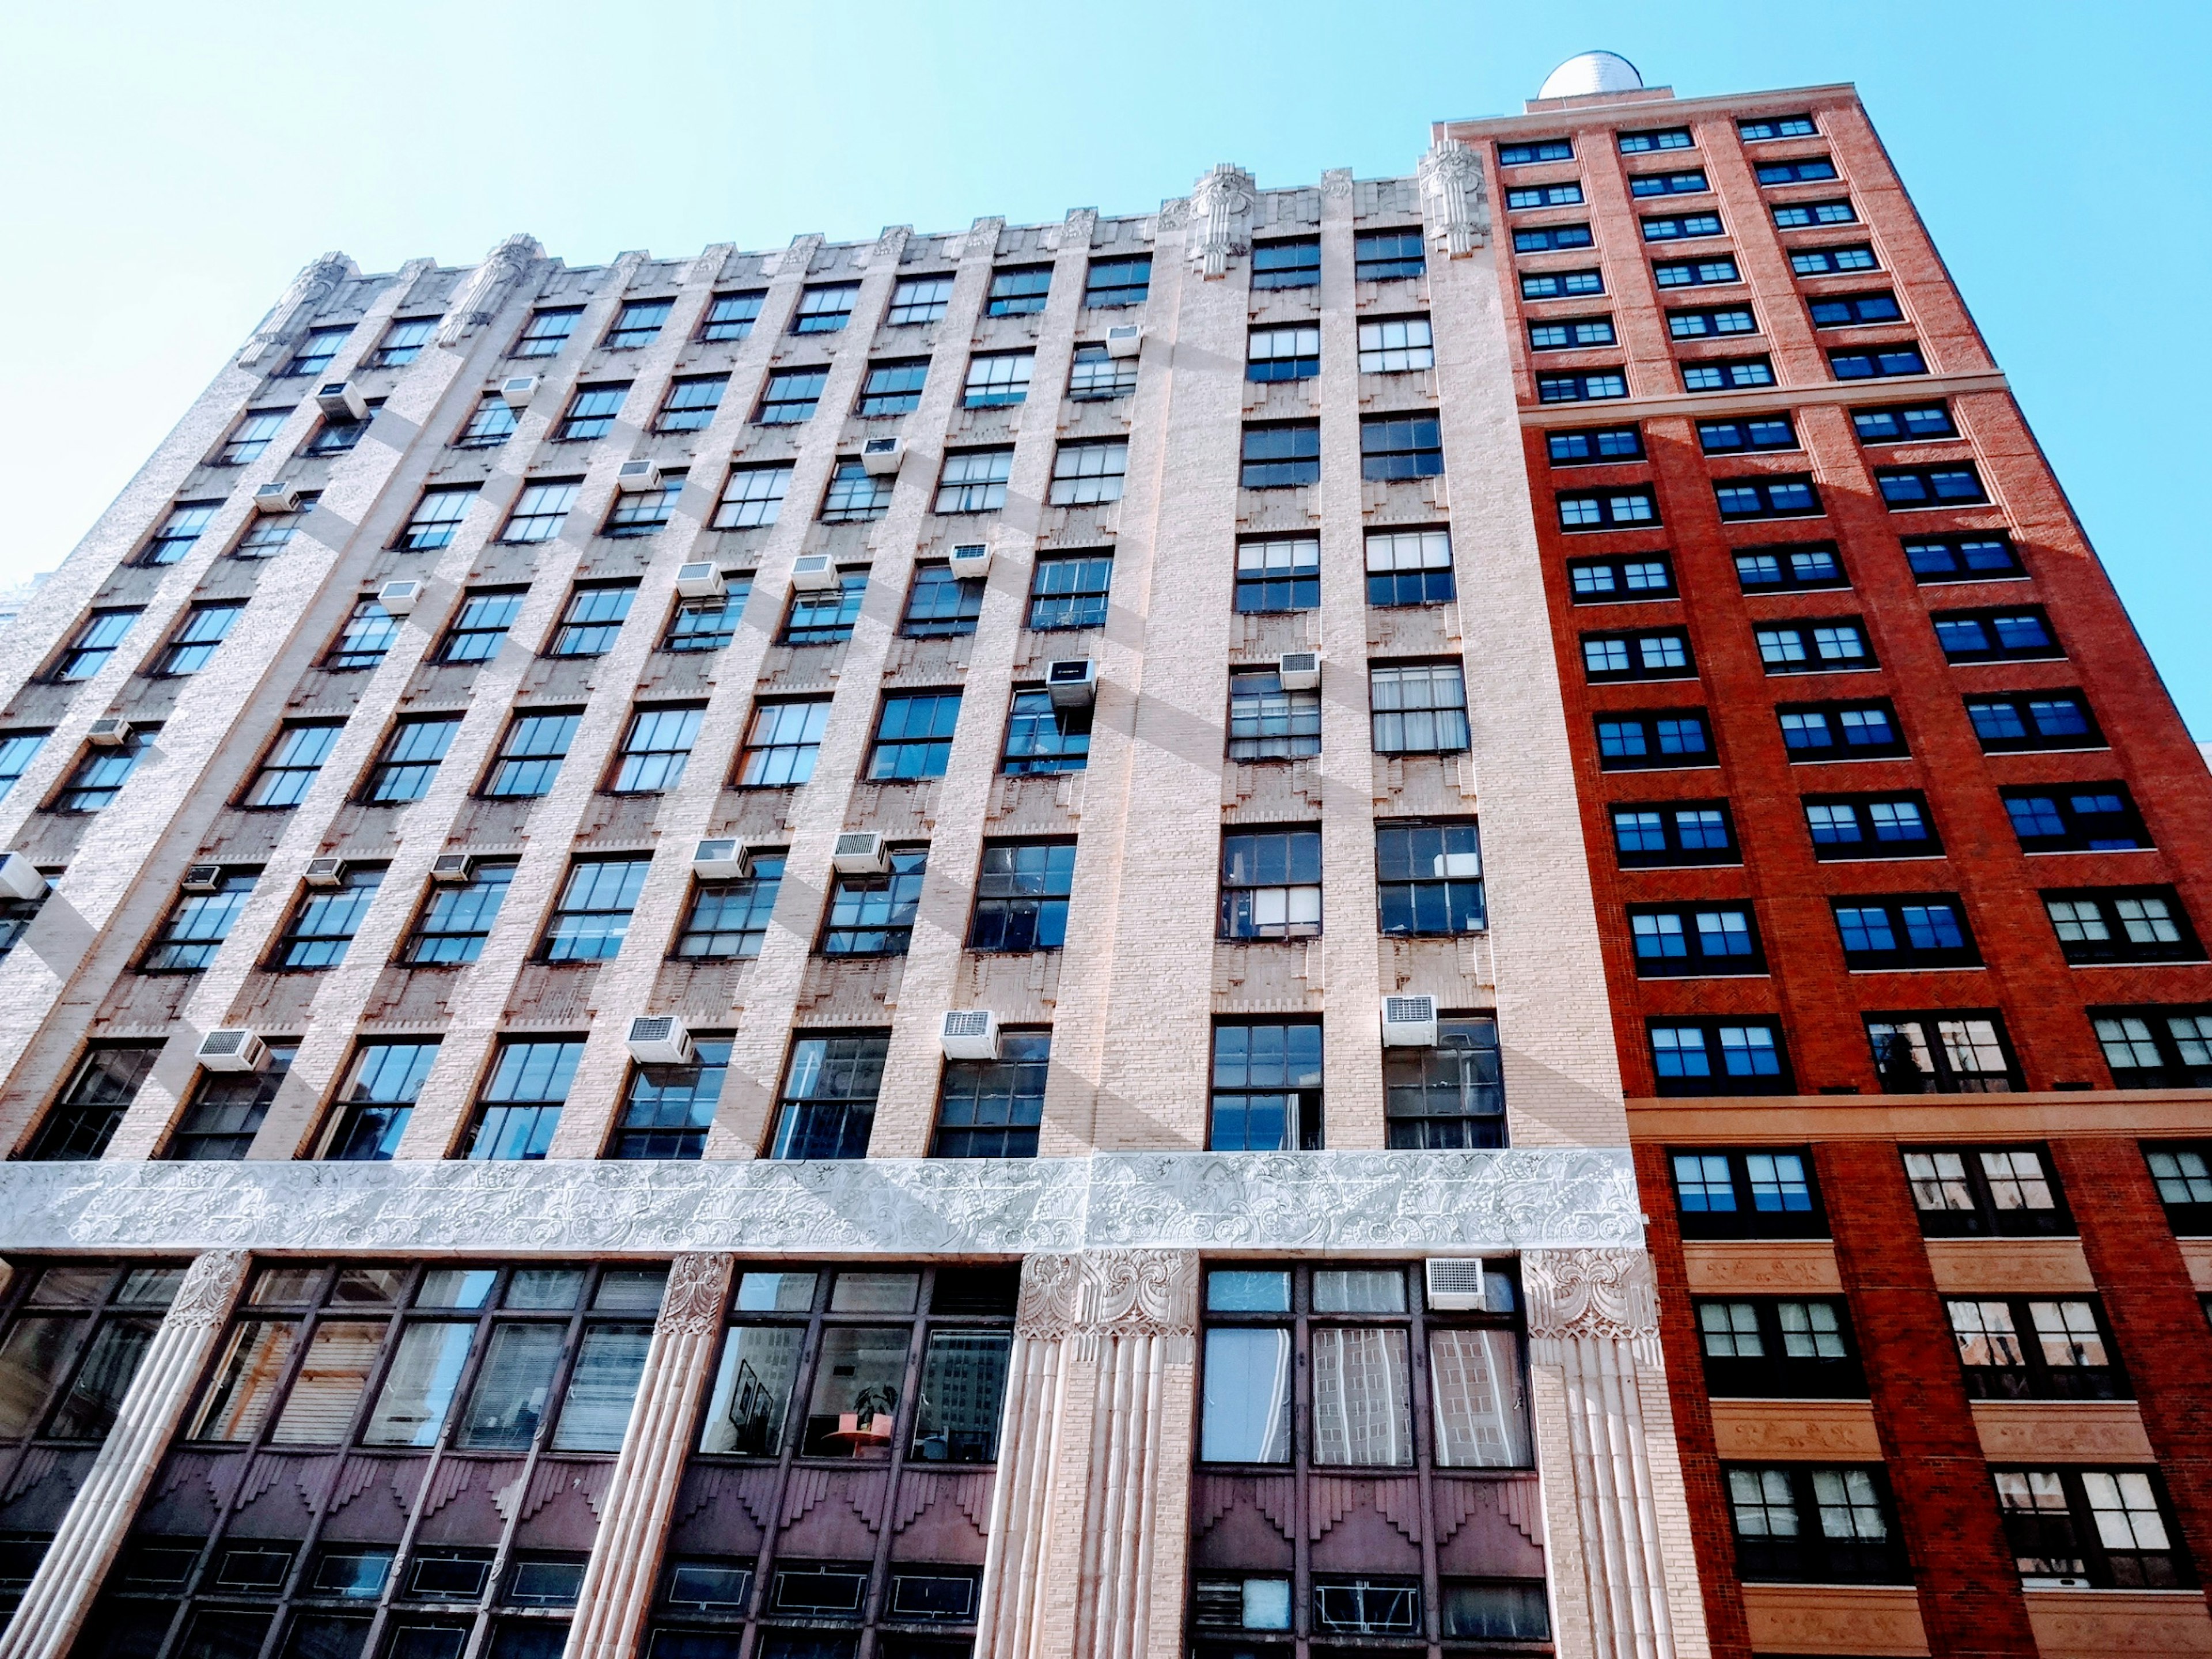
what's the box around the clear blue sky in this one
[5,1,2206,731]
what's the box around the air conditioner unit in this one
[859,436,905,476]
[675,562,726,599]
[948,543,990,577]
[303,857,344,888]
[1046,658,1097,710]
[615,459,662,493]
[377,579,422,614]
[197,1029,268,1074]
[831,831,889,876]
[500,375,539,408]
[1278,650,1320,691]
[1103,323,1144,359]
[429,854,472,883]
[941,1009,1001,1062]
[692,837,755,880]
[790,554,839,591]
[181,865,225,893]
[627,1014,695,1066]
[0,853,47,902]
[1425,1258,1493,1313]
[86,718,133,748]
[252,481,303,514]
[1380,994,1439,1047]
[316,381,368,422]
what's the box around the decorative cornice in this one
[1522,1248,1659,1343]
[0,1151,1641,1258]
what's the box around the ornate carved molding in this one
[1320,168,1354,200]
[1186,164,1257,277]
[236,253,357,366]
[168,1249,249,1328]
[658,1252,730,1336]
[435,233,543,347]
[1016,1249,1198,1342]
[1417,141,1488,257]
[1522,1248,1660,1343]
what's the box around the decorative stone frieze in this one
[435,232,546,346]
[1185,164,1257,278]
[1417,141,1488,256]
[235,252,358,366]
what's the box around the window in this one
[402,860,513,964]
[1507,182,1584,209]
[612,1039,730,1160]
[1248,324,1320,381]
[389,486,475,553]
[0,1263,179,1450]
[1777,699,1906,760]
[656,374,728,434]
[143,872,256,971]
[1581,628,1693,681]
[1771,196,1857,227]
[513,308,581,357]
[239,723,339,810]
[555,385,628,442]
[1735,544,1844,591]
[822,849,926,956]
[1354,230,1426,281]
[1649,1020,1791,1095]
[1629,903,1763,977]
[1833,893,1979,968]
[496,479,577,544]
[1995,1467,2184,1589]
[233,494,319,555]
[138,503,219,568]
[1755,619,1873,673]
[866,692,961,781]
[363,317,433,368]
[1252,240,1320,289]
[308,406,377,460]
[357,715,458,805]
[1699,412,1795,452]
[1556,487,1656,530]
[1084,257,1150,308]
[986,267,1051,316]
[1727,1466,1904,1583]
[1683,357,1775,392]
[1375,821,1483,936]
[1210,1022,1323,1151]
[1790,244,1878,275]
[1220,830,1321,941]
[857,359,927,417]
[1810,291,1904,328]
[53,736,148,813]
[2099,1010,2212,1090]
[1642,214,1724,241]
[713,464,791,528]
[1653,256,1743,289]
[1907,1147,2071,1239]
[1966,690,2100,752]
[737,700,830,787]
[1228,671,1320,760]
[146,603,242,677]
[465,1040,583,1160]
[1522,268,1605,299]
[700,291,764,340]
[902,564,981,638]
[1370,662,1468,752]
[1741,112,1818,140]
[275,870,381,970]
[1803,792,1939,859]
[1498,138,1573,164]
[1867,1013,2017,1093]
[1362,415,1443,481]
[1670,1149,1825,1238]
[1611,801,1738,868]
[1570,556,1682,606]
[1696,1298,1863,1399]
[2046,888,2201,965]
[612,706,702,793]
[1002,688,1089,774]
[602,300,671,351]
[541,859,650,961]
[1906,534,2021,582]
[781,570,866,643]
[887,275,953,325]
[0,879,41,961]
[1525,315,1620,350]
[919,1029,1056,1161]
[664,578,750,653]
[0,730,45,803]
[1628,169,1708,197]
[547,583,634,656]
[1232,536,1320,613]
[820,462,891,522]
[1364,529,1453,607]
[2147,1142,2212,1231]
[1049,440,1127,505]
[1536,370,1627,402]
[1068,342,1136,400]
[282,325,353,377]
[1238,423,1319,489]
[677,854,783,960]
[1877,467,1986,514]
[1547,425,1641,465]
[1596,710,1715,770]
[1513,225,1593,253]
[1847,407,1956,452]
[792,284,858,334]
[934,448,1012,513]
[25,1047,164,1160]
[753,371,828,428]
[1714,475,1820,520]
[2011,785,2154,854]
[1670,306,1759,341]
[1616,125,1692,153]
[1831,343,1928,380]
[770,1033,888,1159]
[219,409,290,465]
[476,712,574,800]
[969,841,1075,952]
[435,590,524,663]
[604,476,681,538]
[1374,1021,1506,1158]
[1029,553,1112,630]
[1934,608,2061,665]
[963,351,1031,407]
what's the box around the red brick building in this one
[1443,56,2212,1659]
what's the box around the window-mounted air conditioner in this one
[252,482,302,515]
[181,864,224,893]
[197,1029,268,1074]
[377,579,422,614]
[831,831,889,876]
[627,1015,694,1066]
[1278,650,1320,691]
[692,838,755,880]
[303,857,344,888]
[860,435,905,476]
[0,853,47,902]
[316,381,368,422]
[948,543,990,577]
[1380,994,1439,1047]
[500,375,539,409]
[86,718,133,748]
[615,459,662,493]
[790,553,839,591]
[941,1009,1001,1062]
[1425,1259,1492,1312]
[675,562,726,600]
[1046,658,1096,710]
[429,854,472,883]
[1104,323,1144,359]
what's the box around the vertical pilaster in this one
[0,1248,250,1659]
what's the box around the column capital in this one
[1522,1245,1660,1343]
[1185,164,1257,278]
[237,252,358,366]
[434,233,545,347]
[1014,1248,1199,1343]
[1417,140,1488,257]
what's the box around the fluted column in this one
[564,1253,733,1659]
[0,1249,250,1659]
[976,1250,1199,1659]
[1522,1249,1709,1659]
